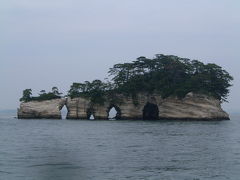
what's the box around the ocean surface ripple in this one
[0,113,240,180]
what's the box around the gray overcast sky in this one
[1,0,240,112]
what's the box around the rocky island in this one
[18,54,233,120]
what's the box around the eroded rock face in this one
[65,93,229,120]
[17,98,66,119]
[159,93,229,120]
[17,93,230,120]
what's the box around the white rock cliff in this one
[18,99,66,119]
[17,93,229,120]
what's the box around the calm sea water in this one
[0,111,240,180]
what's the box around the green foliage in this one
[65,54,234,104]
[108,54,233,101]
[20,54,233,104]
[52,87,62,96]
[20,87,62,102]
[106,91,124,105]
[68,80,111,104]
[20,89,32,102]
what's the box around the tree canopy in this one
[20,54,233,103]
[107,54,233,101]
[20,89,32,102]
[20,87,62,102]
[67,80,112,104]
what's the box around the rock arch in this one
[18,94,230,120]
[107,104,121,120]
[142,102,159,120]
[87,107,95,120]
[59,98,68,119]
[60,105,68,119]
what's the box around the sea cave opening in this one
[60,105,68,119]
[89,114,95,120]
[143,102,159,120]
[87,108,95,120]
[108,105,121,120]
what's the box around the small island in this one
[18,54,233,120]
